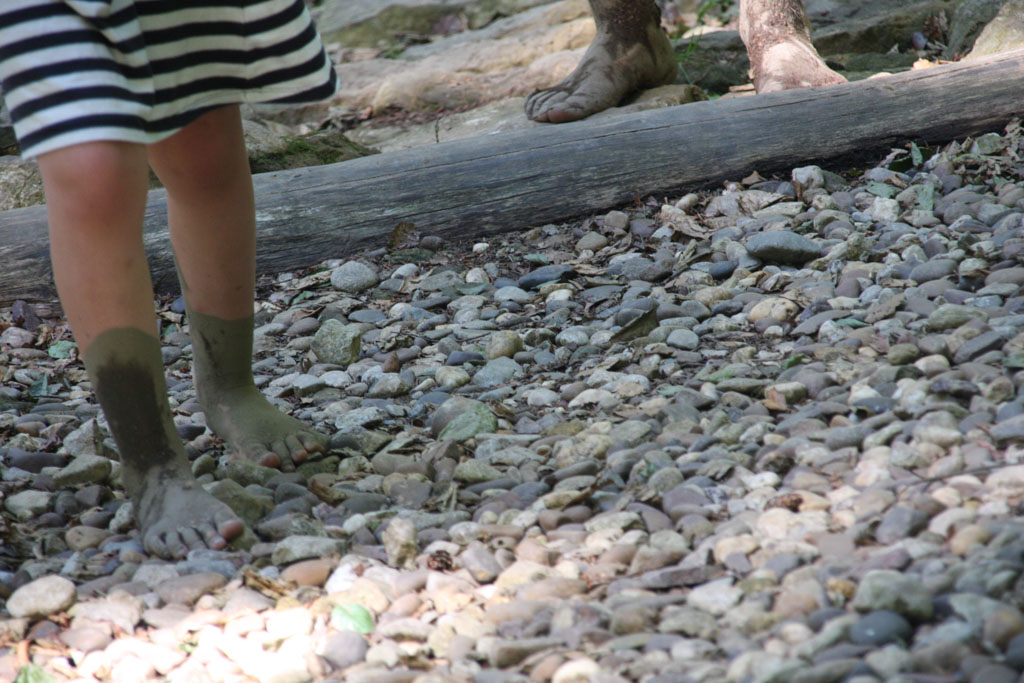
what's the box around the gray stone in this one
[971,0,1024,58]
[745,231,821,264]
[666,328,699,350]
[4,490,53,521]
[485,330,523,360]
[910,259,958,283]
[953,329,1006,363]
[271,536,346,565]
[366,373,410,398]
[875,506,928,545]
[330,261,379,292]
[991,414,1024,443]
[927,304,982,331]
[576,231,609,252]
[947,0,1007,58]
[849,610,913,646]
[382,517,418,570]
[311,319,363,367]
[320,631,369,670]
[205,479,270,527]
[53,455,112,488]
[61,419,108,458]
[518,265,575,290]
[472,357,521,388]
[454,460,502,484]
[155,573,227,606]
[852,569,933,620]
[430,397,497,440]
[460,542,503,583]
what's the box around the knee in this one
[38,141,148,216]
[148,107,250,198]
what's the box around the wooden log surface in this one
[3,48,1024,305]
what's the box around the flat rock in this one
[7,575,77,618]
[745,231,821,264]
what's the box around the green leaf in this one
[704,368,736,382]
[28,375,50,398]
[910,141,923,167]
[330,603,375,634]
[15,664,55,683]
[455,283,489,296]
[47,340,77,359]
[915,185,934,212]
[866,182,897,198]
[782,353,810,369]
[1005,352,1024,370]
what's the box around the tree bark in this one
[3,48,1024,304]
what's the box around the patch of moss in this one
[249,131,378,174]
[323,5,461,51]
[389,248,435,264]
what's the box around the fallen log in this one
[3,48,1024,304]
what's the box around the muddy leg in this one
[526,0,677,123]
[147,106,325,471]
[37,142,243,559]
[739,0,846,93]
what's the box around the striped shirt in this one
[0,0,339,158]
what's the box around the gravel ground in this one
[2,121,1024,683]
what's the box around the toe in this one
[144,533,169,558]
[197,521,228,550]
[545,108,580,124]
[300,432,326,454]
[217,518,244,542]
[270,439,295,471]
[284,434,308,463]
[527,90,561,121]
[180,527,206,552]
[258,450,281,468]
[151,531,188,560]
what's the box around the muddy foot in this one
[204,386,326,470]
[752,39,846,93]
[526,1,677,123]
[739,0,846,94]
[136,467,244,559]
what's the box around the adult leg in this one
[526,0,677,123]
[147,106,325,471]
[37,141,243,559]
[739,0,845,92]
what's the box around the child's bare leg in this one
[37,141,243,559]
[526,0,677,123]
[147,106,325,470]
[739,0,845,92]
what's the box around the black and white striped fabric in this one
[0,0,338,158]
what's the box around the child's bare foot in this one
[135,466,244,558]
[85,328,246,559]
[740,0,846,93]
[202,386,326,470]
[526,0,677,123]
[188,310,326,470]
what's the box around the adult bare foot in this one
[85,328,245,559]
[526,0,677,123]
[740,0,846,93]
[188,311,326,470]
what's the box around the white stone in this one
[687,578,742,616]
[7,575,77,618]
